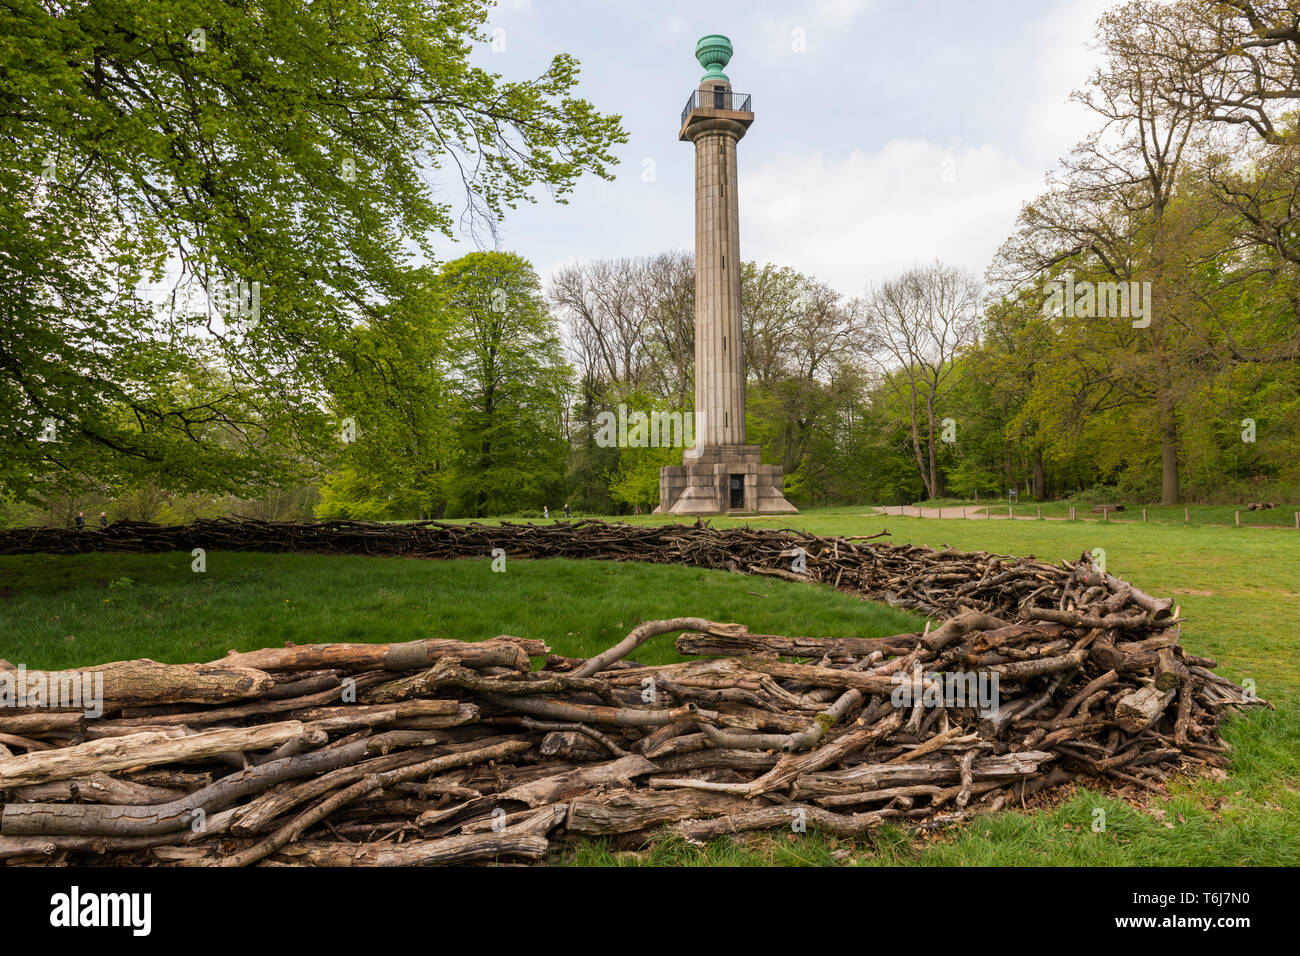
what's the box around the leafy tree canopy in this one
[0,0,625,504]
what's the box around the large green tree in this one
[0,0,624,505]
[317,267,452,519]
[441,252,570,517]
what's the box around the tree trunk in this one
[1161,412,1180,504]
[907,389,930,496]
[926,400,942,499]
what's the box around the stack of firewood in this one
[0,544,1264,866]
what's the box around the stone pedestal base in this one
[655,445,797,515]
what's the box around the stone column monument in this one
[656,35,797,515]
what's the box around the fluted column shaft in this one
[687,109,747,451]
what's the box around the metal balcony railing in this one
[681,89,753,125]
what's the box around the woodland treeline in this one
[3,0,1298,524]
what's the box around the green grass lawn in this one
[0,552,923,669]
[906,498,1300,527]
[1,510,1296,865]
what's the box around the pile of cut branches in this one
[0,547,1264,865]
[0,516,1122,619]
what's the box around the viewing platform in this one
[680,88,754,139]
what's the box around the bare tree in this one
[741,263,859,387]
[1142,0,1300,268]
[549,253,694,403]
[864,261,982,500]
[991,1,1200,292]
[637,252,695,404]
[549,258,652,387]
[1144,0,1300,145]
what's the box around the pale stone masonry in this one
[657,36,797,515]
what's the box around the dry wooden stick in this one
[217,739,533,867]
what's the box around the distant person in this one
[75,511,85,530]
[98,512,108,528]
[543,505,549,519]
[564,503,570,519]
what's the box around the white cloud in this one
[1016,0,1113,161]
[735,1,1122,293]
[814,0,872,24]
[495,0,1127,302]
[753,16,802,60]
[753,0,867,60]
[741,140,1040,293]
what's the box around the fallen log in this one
[675,631,917,660]
[9,773,186,806]
[674,804,898,841]
[792,751,1057,798]
[4,660,273,709]
[215,638,529,674]
[0,722,307,789]
[497,755,658,807]
[566,789,754,836]
[268,831,549,866]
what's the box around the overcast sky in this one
[440,0,1118,297]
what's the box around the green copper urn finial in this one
[695,34,733,83]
